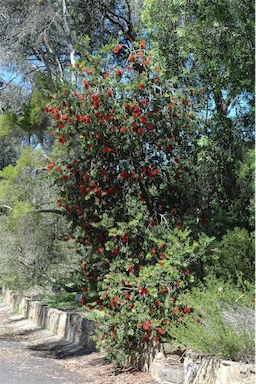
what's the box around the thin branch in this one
[0,204,13,210]
[35,209,64,215]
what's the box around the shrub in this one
[88,223,213,367]
[45,40,216,366]
[215,227,255,285]
[172,277,255,363]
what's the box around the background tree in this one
[141,0,254,236]
[0,147,81,289]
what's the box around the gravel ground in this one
[0,302,157,384]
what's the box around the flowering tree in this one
[45,40,213,364]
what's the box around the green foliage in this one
[141,0,254,237]
[0,147,82,290]
[35,291,80,310]
[215,227,255,284]
[0,147,45,219]
[0,113,17,137]
[172,278,255,363]
[89,225,213,366]
[142,0,254,95]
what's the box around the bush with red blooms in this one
[45,40,213,366]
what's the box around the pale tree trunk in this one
[62,0,76,83]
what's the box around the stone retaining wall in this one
[2,288,255,384]
[2,288,96,350]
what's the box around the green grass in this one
[35,291,81,311]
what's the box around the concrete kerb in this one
[2,287,96,351]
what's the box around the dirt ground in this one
[0,301,157,384]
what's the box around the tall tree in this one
[141,0,254,234]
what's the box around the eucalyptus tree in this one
[141,0,255,235]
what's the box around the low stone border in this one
[2,287,96,350]
[2,287,255,384]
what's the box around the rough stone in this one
[158,366,184,384]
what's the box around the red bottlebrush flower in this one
[46,162,56,170]
[142,321,151,331]
[148,220,157,227]
[153,77,159,83]
[139,41,146,48]
[153,337,159,343]
[184,307,191,314]
[128,54,136,62]
[160,254,166,259]
[145,123,153,131]
[176,224,182,230]
[82,173,89,180]
[157,329,165,335]
[59,136,66,144]
[155,300,160,307]
[120,170,130,179]
[102,147,112,153]
[113,44,122,53]
[140,116,147,123]
[137,50,144,58]
[116,69,123,78]
[107,90,113,96]
[174,281,180,287]
[168,103,174,108]
[81,287,87,292]
[138,82,144,89]
[141,99,147,105]
[122,233,128,243]
[103,71,110,78]
[120,126,126,133]
[183,269,190,275]
[79,297,86,306]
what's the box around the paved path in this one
[0,339,84,384]
[0,302,156,384]
[0,313,87,384]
